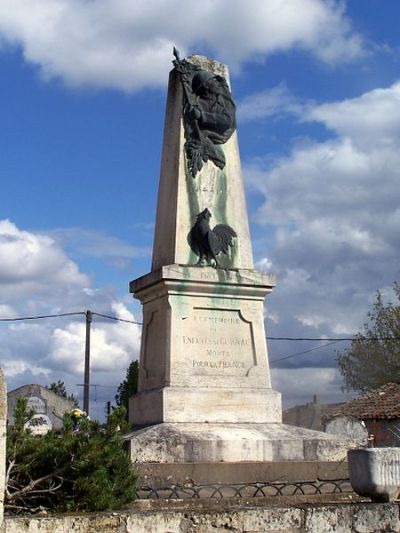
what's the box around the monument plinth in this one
[130,265,280,427]
[126,54,349,464]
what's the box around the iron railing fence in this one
[136,478,352,499]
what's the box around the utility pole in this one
[83,310,92,415]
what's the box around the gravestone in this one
[0,368,6,527]
[126,53,349,464]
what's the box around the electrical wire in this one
[0,311,142,325]
[1,312,400,342]
[270,340,343,363]
[91,312,142,325]
[267,336,353,341]
[267,336,400,341]
[0,311,85,322]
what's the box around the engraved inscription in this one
[200,271,217,281]
[26,396,46,414]
[181,308,255,376]
[192,359,245,369]
[198,270,234,282]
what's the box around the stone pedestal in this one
[129,265,280,427]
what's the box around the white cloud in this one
[272,366,354,407]
[0,304,16,317]
[0,0,364,92]
[248,81,400,348]
[0,219,88,288]
[3,359,51,379]
[238,83,305,123]
[47,302,140,375]
[256,257,274,273]
[49,227,150,269]
[307,81,400,147]
[0,220,142,411]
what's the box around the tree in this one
[337,283,400,392]
[5,399,137,515]
[115,361,139,419]
[47,380,79,407]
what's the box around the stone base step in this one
[125,422,353,463]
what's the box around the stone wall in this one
[0,368,6,529]
[283,395,323,431]
[3,500,400,532]
[325,416,368,446]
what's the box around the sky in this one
[1,0,400,420]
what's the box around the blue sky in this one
[1,1,400,420]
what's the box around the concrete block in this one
[348,448,400,502]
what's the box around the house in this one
[323,382,400,447]
[7,384,76,433]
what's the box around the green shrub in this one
[5,399,137,514]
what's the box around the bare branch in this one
[6,466,67,502]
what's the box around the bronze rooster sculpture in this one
[189,208,237,267]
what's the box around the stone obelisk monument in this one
[127,53,347,464]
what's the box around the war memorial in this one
[125,52,349,482]
[1,53,400,532]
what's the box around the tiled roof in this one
[326,382,400,420]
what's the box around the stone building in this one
[7,384,76,433]
[283,395,344,432]
[283,395,368,446]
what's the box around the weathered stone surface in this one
[0,368,6,530]
[348,448,400,502]
[304,505,353,532]
[129,265,280,427]
[4,502,400,532]
[352,503,400,532]
[325,416,369,446]
[126,423,350,463]
[304,503,399,533]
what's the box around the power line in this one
[267,336,400,341]
[92,312,142,325]
[270,340,343,364]
[0,311,85,322]
[269,335,400,364]
[267,336,352,341]
[1,312,400,342]
[0,311,142,325]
